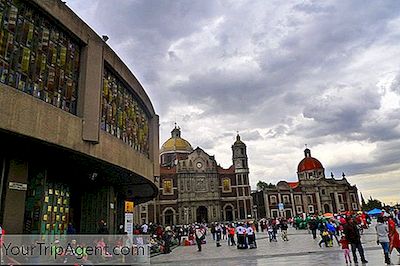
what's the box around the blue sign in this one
[278,203,284,211]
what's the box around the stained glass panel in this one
[0,0,80,114]
[101,67,150,156]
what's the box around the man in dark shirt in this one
[343,216,368,263]
[308,217,318,239]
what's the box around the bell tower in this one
[231,133,252,220]
[232,133,248,173]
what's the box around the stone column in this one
[243,197,248,218]
[346,191,352,211]
[278,192,283,217]
[315,191,322,214]
[302,194,308,214]
[334,192,340,213]
[264,191,270,218]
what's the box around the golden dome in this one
[160,126,193,154]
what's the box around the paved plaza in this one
[151,227,400,265]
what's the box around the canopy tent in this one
[323,213,334,218]
[367,208,383,216]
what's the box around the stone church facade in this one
[258,148,361,218]
[135,126,253,225]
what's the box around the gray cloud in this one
[67,0,400,203]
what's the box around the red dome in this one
[297,157,323,172]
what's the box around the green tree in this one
[362,197,383,211]
[257,180,276,190]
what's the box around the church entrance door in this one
[196,206,208,223]
[164,209,174,225]
[225,206,233,222]
[324,204,331,213]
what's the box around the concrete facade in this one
[0,0,158,233]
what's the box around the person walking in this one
[228,225,236,246]
[162,226,174,254]
[222,224,227,240]
[267,221,276,242]
[309,217,318,239]
[388,216,400,255]
[272,220,278,242]
[211,223,216,241]
[376,216,391,265]
[343,216,368,264]
[327,221,340,246]
[195,224,206,252]
[215,223,222,247]
[319,228,331,247]
[247,223,257,249]
[281,220,289,241]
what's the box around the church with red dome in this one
[257,148,360,218]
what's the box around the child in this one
[339,235,352,264]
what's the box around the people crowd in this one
[84,208,400,263]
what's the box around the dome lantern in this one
[297,147,323,172]
[160,125,193,157]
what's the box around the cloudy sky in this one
[67,0,400,204]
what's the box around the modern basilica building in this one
[0,0,159,234]
[253,148,361,219]
[135,126,253,225]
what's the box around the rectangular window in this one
[296,206,303,214]
[283,195,290,204]
[308,205,314,213]
[339,204,345,211]
[294,195,302,205]
[237,175,242,185]
[321,189,326,195]
[307,195,313,204]
[101,67,150,156]
[270,195,277,204]
[163,179,173,195]
[271,210,279,218]
[350,193,356,202]
[243,175,247,185]
[338,194,344,203]
[0,1,80,114]
[222,178,231,192]
[352,203,358,210]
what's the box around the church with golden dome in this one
[254,148,361,218]
[134,125,253,225]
